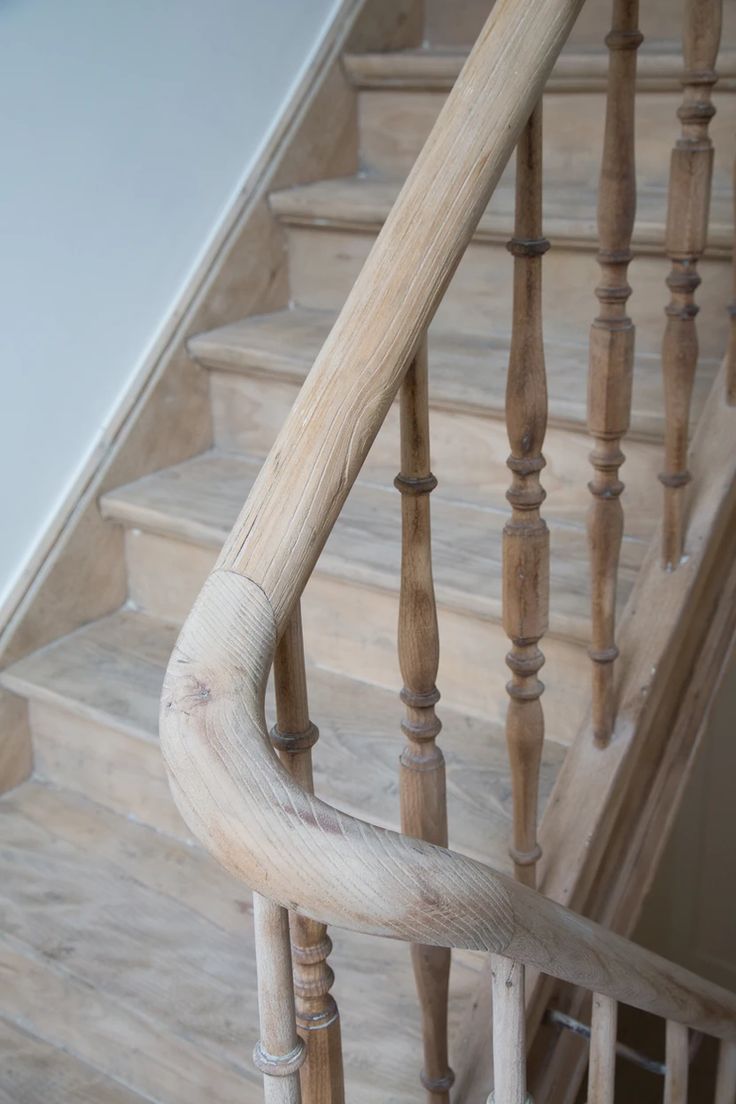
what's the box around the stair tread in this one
[0,1017,151,1104]
[0,611,566,871]
[344,43,736,90]
[188,305,718,442]
[98,451,646,644]
[269,173,733,250]
[0,778,487,1104]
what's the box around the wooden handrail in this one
[159,0,736,1061]
[160,566,736,1042]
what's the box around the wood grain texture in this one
[211,0,587,627]
[395,338,453,1104]
[586,995,617,1104]
[252,894,305,1104]
[159,568,736,1039]
[502,104,549,890]
[490,955,528,1104]
[715,1039,736,1104]
[271,607,344,1104]
[664,1019,690,1104]
[0,688,31,795]
[191,305,718,446]
[660,0,723,568]
[0,779,487,1104]
[586,0,642,746]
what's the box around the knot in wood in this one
[270,721,320,754]
[659,469,691,489]
[605,28,643,50]
[252,1039,306,1077]
[394,472,438,495]
[506,236,550,258]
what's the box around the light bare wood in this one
[502,104,549,889]
[211,0,586,627]
[587,0,642,746]
[586,994,617,1104]
[252,894,305,1104]
[660,0,723,568]
[489,955,528,1104]
[395,337,453,1104]
[159,567,736,1040]
[664,1019,689,1104]
[715,1039,736,1104]
[271,606,344,1104]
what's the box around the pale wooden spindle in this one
[395,336,454,1104]
[587,994,618,1104]
[503,104,550,890]
[587,0,642,746]
[253,893,306,1104]
[664,1020,690,1104]
[715,1039,736,1104]
[660,0,722,568]
[488,955,530,1104]
[271,606,344,1104]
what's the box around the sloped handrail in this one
[159,0,736,1045]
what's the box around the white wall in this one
[0,0,340,610]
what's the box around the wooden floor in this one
[0,779,493,1104]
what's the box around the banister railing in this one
[159,0,736,1100]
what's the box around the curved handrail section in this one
[161,569,736,1041]
[159,0,736,1047]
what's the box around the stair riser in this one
[209,369,662,539]
[29,700,191,840]
[424,0,736,47]
[358,87,736,186]
[122,528,589,735]
[284,225,732,358]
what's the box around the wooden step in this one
[0,778,488,1104]
[190,309,713,536]
[344,47,736,184]
[0,612,566,865]
[271,176,732,357]
[422,0,736,48]
[191,305,717,444]
[344,44,736,93]
[94,451,640,731]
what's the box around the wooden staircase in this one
[1,0,735,1101]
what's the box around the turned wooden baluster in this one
[488,955,528,1104]
[503,104,550,890]
[664,1020,689,1104]
[271,605,345,1104]
[252,893,305,1104]
[587,994,618,1104]
[660,0,722,568]
[395,336,454,1104]
[587,0,642,746]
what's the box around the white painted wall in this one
[0,0,340,610]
